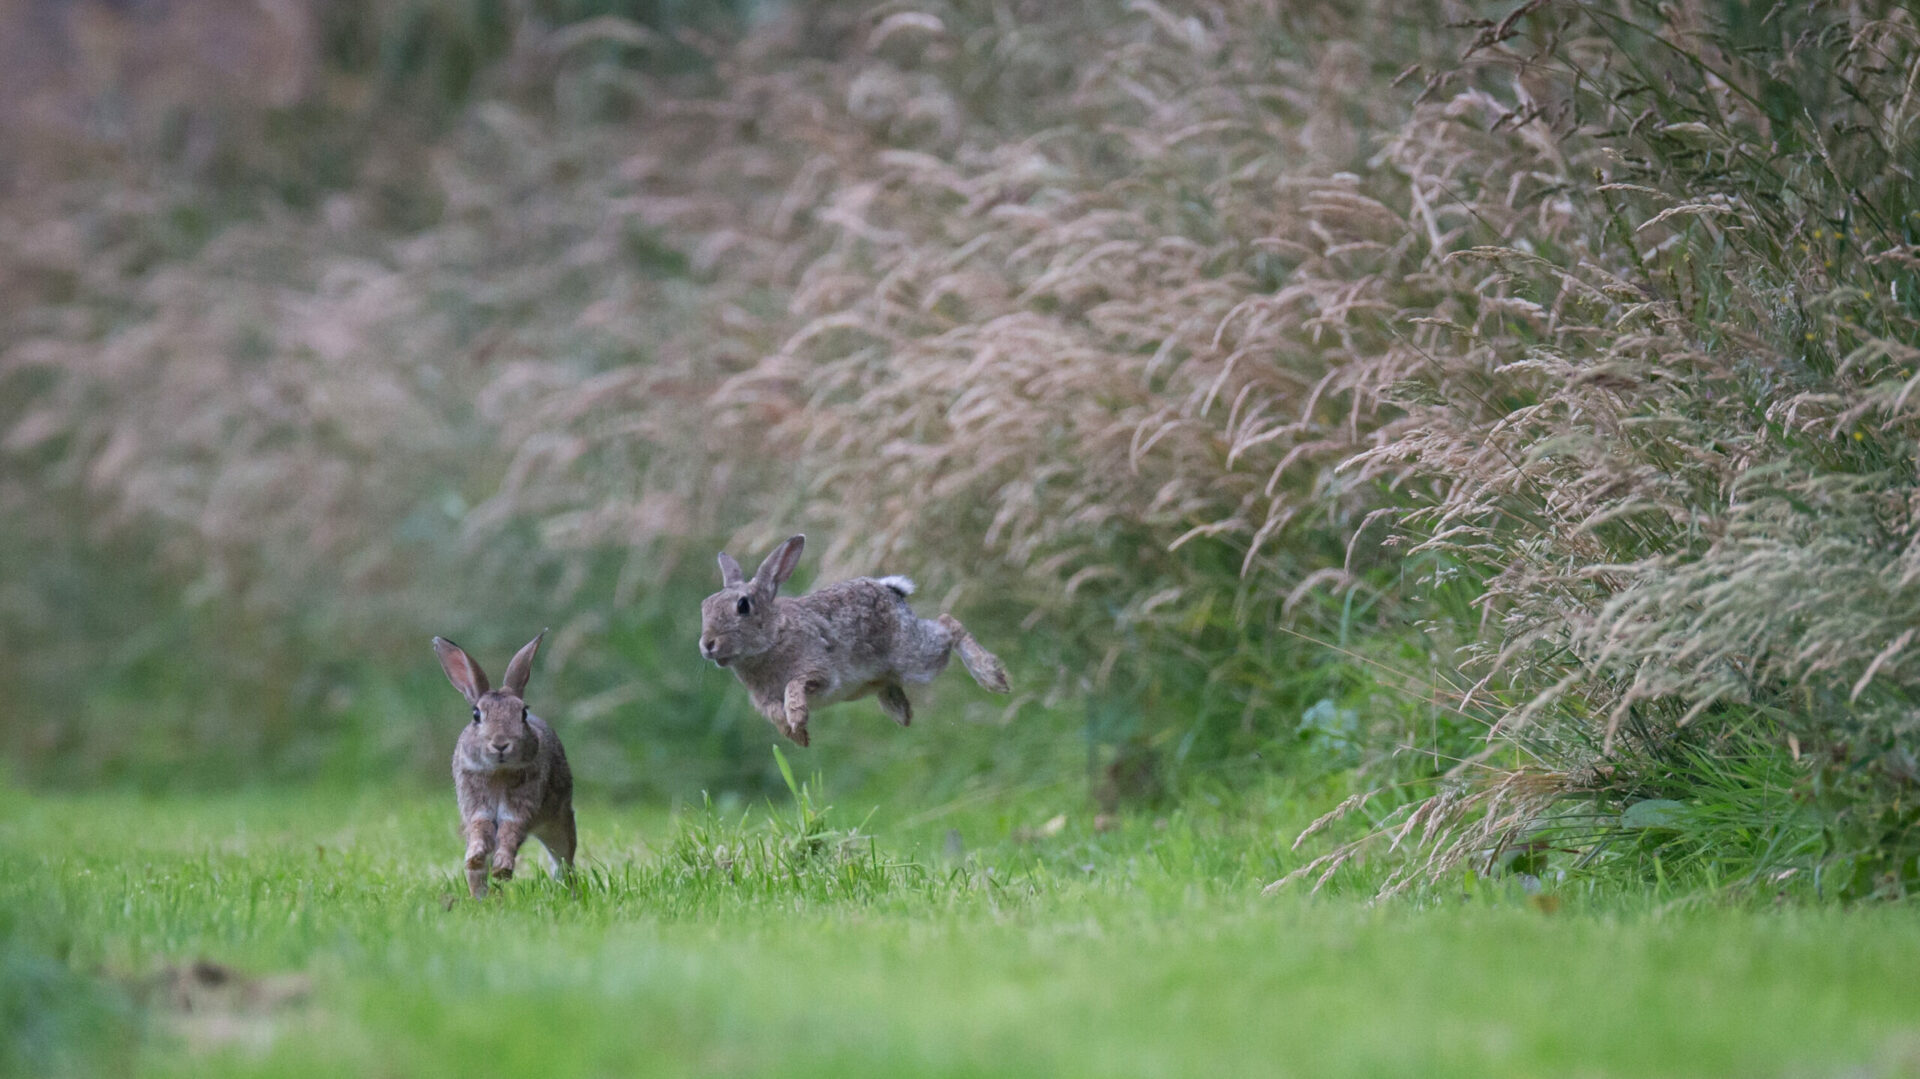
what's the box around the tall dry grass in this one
[642,0,1920,891]
[1260,3,1920,897]
[619,3,1482,764]
[0,0,768,785]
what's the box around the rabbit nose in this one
[701,638,715,656]
[490,740,511,754]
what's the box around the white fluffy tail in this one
[876,575,916,597]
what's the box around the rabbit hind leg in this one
[937,614,1010,693]
[535,809,576,879]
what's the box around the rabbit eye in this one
[736,596,753,616]
[470,708,480,724]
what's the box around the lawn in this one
[5,782,1920,1078]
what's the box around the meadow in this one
[10,781,1920,1079]
[6,0,1920,1074]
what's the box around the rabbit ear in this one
[752,534,805,596]
[717,551,745,587]
[432,636,490,704]
[501,630,545,698]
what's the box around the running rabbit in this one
[432,632,576,899]
[698,534,1011,746]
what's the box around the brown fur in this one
[433,633,576,899]
[699,535,1011,746]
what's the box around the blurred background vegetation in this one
[5,0,1920,898]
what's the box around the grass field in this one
[6,779,1920,1079]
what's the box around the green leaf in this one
[772,744,800,801]
[1621,799,1688,830]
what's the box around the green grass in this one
[5,781,1920,1079]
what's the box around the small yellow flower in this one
[1813,228,1824,239]
[1854,431,1865,441]
[1805,331,1816,341]
[1826,259,1835,269]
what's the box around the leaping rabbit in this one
[698,534,1011,746]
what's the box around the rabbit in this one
[699,534,1011,746]
[432,632,576,899]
